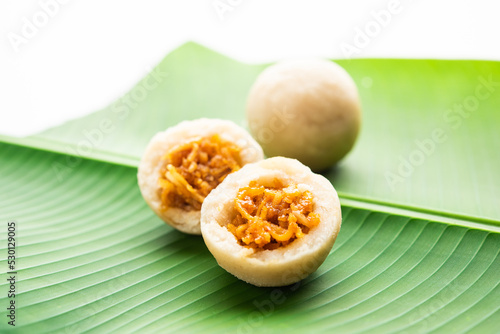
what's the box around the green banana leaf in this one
[1,42,499,333]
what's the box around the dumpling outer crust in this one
[246,59,361,171]
[200,156,342,287]
[137,118,264,235]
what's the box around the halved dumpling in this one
[200,157,341,287]
[138,118,264,235]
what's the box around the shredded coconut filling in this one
[158,135,242,211]
[228,179,320,250]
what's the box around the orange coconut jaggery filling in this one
[227,180,320,250]
[158,135,242,211]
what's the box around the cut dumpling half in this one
[138,118,264,235]
[200,157,341,287]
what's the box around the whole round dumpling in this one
[200,157,341,287]
[138,118,264,235]
[246,59,362,171]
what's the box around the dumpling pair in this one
[138,118,341,287]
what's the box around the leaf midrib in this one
[1,138,499,233]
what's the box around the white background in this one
[1,0,499,136]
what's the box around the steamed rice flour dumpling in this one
[201,157,342,287]
[138,118,264,235]
[246,59,362,171]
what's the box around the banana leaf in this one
[0,43,498,333]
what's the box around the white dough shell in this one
[200,157,342,287]
[246,59,361,171]
[137,118,264,235]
